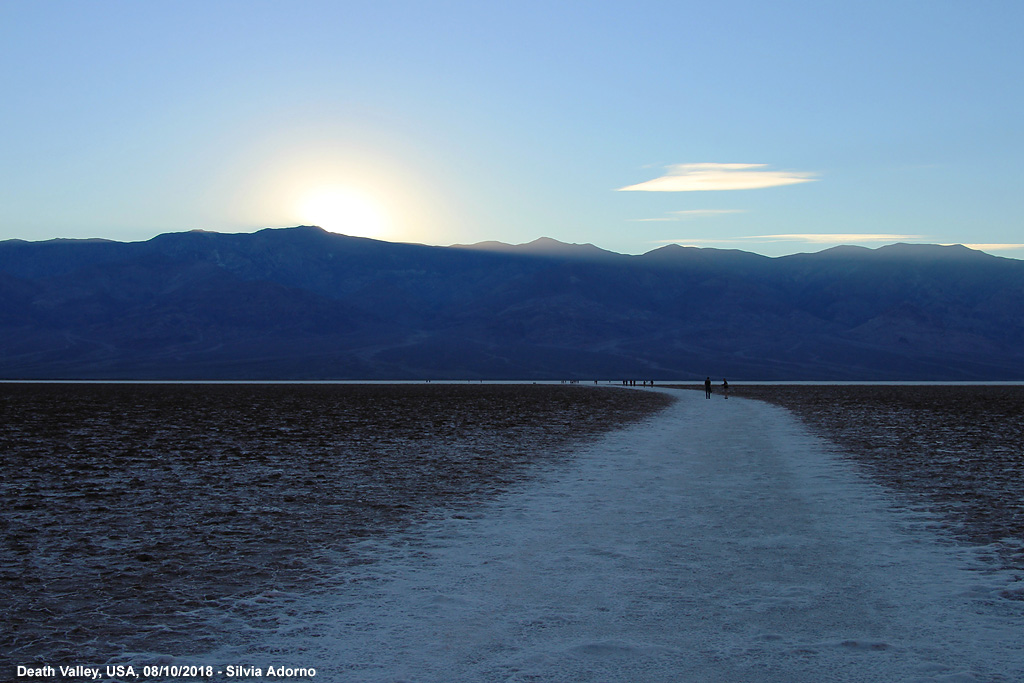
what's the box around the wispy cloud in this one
[618,163,817,192]
[958,243,1024,251]
[629,209,746,222]
[751,233,924,243]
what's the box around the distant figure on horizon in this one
[722,378,729,399]
[704,377,712,399]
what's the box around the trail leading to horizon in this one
[243,389,1024,682]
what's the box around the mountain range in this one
[1,226,1022,380]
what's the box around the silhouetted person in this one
[704,377,712,399]
[722,378,729,399]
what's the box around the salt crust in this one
[206,390,1024,682]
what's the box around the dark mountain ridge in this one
[1,226,1021,380]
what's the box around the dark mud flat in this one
[730,385,1024,585]
[0,383,671,667]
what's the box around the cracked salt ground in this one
[226,390,1024,682]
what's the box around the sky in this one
[1,0,1022,257]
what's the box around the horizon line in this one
[2,226,1021,261]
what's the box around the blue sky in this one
[1,0,1022,257]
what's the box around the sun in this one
[298,187,389,239]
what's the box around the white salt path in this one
[260,389,1024,682]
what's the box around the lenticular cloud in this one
[618,163,817,192]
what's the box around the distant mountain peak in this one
[526,236,577,248]
[810,242,995,261]
[41,237,118,244]
[451,236,621,260]
[877,242,990,259]
[518,237,618,257]
[640,242,770,265]
[256,224,330,235]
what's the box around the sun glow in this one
[298,187,389,239]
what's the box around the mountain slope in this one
[1,227,1021,380]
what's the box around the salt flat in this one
[246,389,1024,682]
